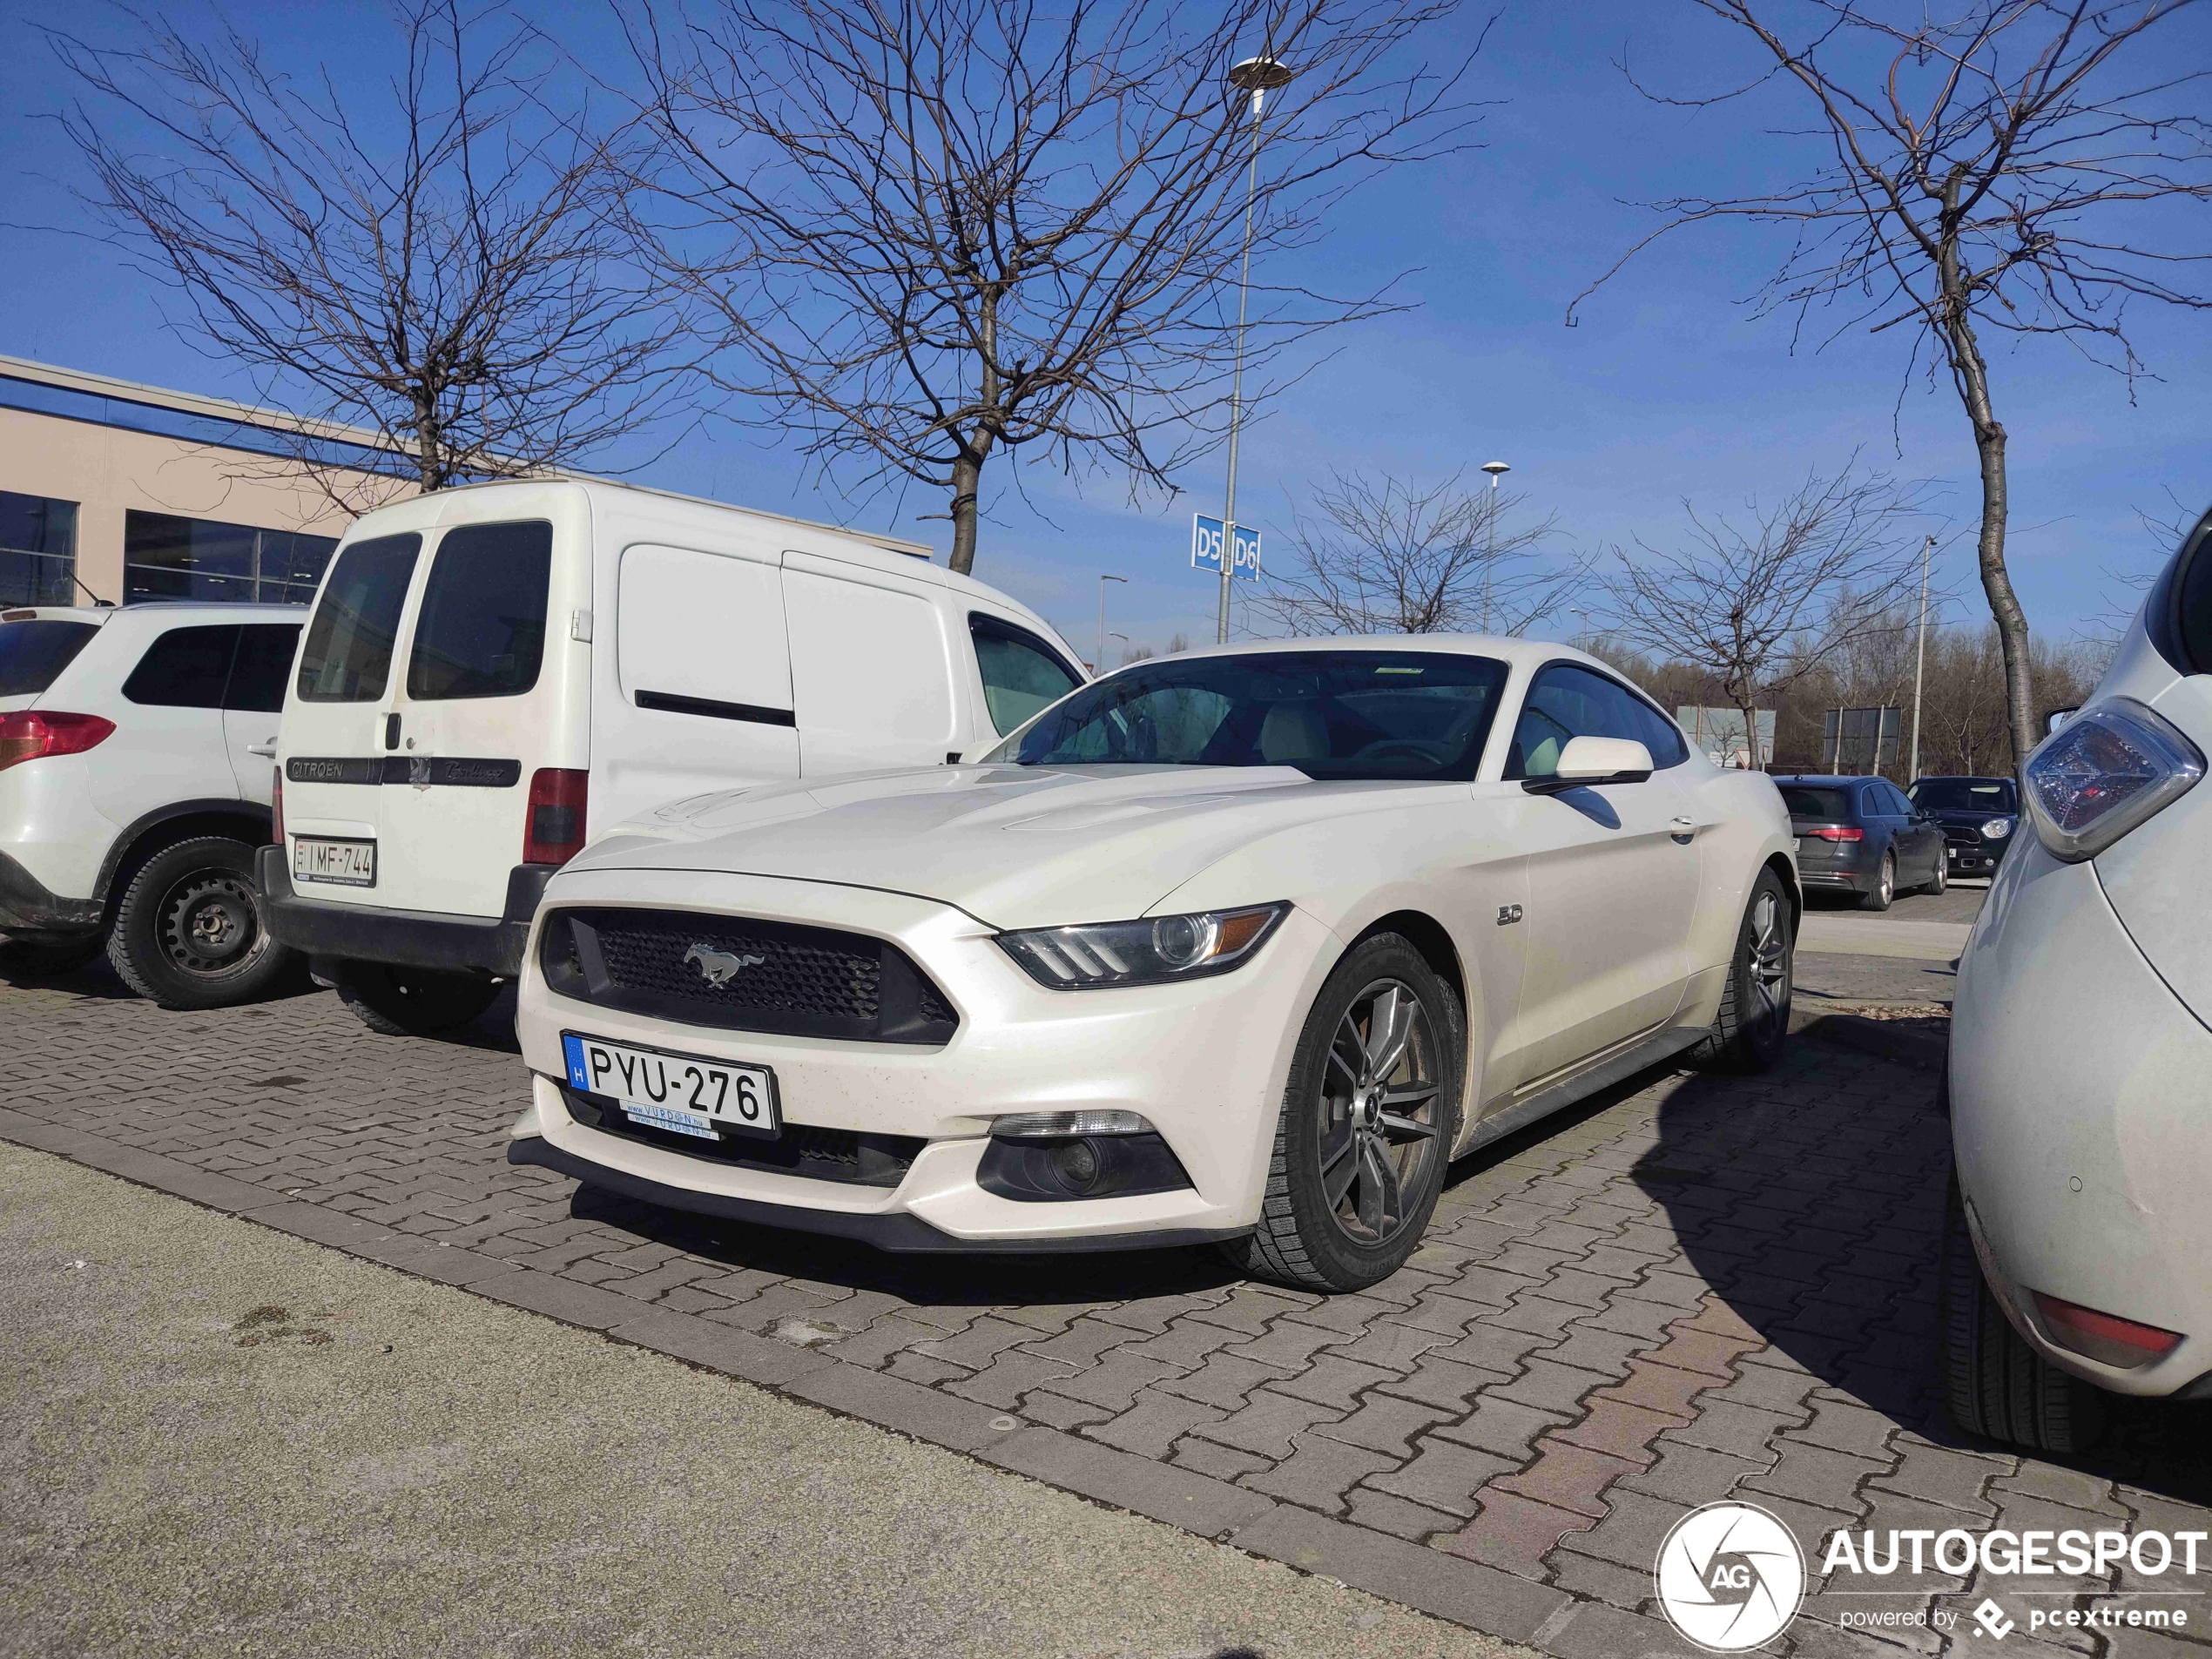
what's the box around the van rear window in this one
[0,620,99,697]
[407,522,552,700]
[297,533,422,703]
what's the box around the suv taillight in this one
[0,711,117,772]
[271,766,285,845]
[523,768,589,866]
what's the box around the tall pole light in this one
[1217,54,1297,645]
[1096,573,1127,677]
[1909,534,1935,784]
[1479,461,1511,632]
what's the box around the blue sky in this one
[4,0,2206,661]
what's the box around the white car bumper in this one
[509,867,1344,1251]
[1952,839,2212,1398]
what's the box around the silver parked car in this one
[1944,502,2212,1451]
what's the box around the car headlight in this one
[2024,699,2204,862]
[998,902,1290,988]
[1981,818,2013,839]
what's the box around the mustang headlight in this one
[1981,818,2013,839]
[2024,699,2204,862]
[998,902,1290,988]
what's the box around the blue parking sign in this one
[1191,514,1261,581]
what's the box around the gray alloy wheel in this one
[1227,933,1461,1293]
[1859,851,1895,912]
[1694,867,1793,1072]
[1926,850,1948,895]
[1316,978,1446,1248]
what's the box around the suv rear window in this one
[297,533,422,702]
[1780,786,1851,819]
[0,620,99,697]
[407,522,552,700]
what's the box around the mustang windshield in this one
[992,651,1510,782]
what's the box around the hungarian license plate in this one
[1792,838,1803,854]
[293,836,376,887]
[561,1033,780,1141]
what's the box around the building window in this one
[124,510,338,606]
[0,489,80,606]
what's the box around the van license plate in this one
[562,1033,780,1141]
[293,837,376,887]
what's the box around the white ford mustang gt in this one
[508,637,1799,1291]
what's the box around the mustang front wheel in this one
[1228,933,1461,1293]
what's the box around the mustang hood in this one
[568,764,1381,927]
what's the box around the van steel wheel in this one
[106,836,302,1009]
[334,960,501,1036]
[1938,1178,2105,1453]
[1226,933,1460,1293]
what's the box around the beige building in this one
[0,355,410,609]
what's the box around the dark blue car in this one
[1774,774,1947,910]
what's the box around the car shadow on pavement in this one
[1632,1049,2212,1505]
[0,954,137,999]
[565,1182,1247,1313]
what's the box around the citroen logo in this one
[684,944,764,987]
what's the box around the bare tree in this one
[1573,0,2212,772]
[48,1,694,508]
[1252,469,1577,636]
[1601,468,1925,769]
[622,0,1481,573]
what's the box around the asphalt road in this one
[1791,880,1987,1008]
[0,1146,1532,1659]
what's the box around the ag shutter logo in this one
[1655,1501,1808,1652]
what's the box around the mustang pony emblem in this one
[684,944,765,987]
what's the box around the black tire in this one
[1222,933,1461,1294]
[1938,1177,2106,1453]
[105,836,301,1009]
[0,933,109,977]
[333,959,499,1035]
[1859,852,1895,912]
[1690,867,1795,1073]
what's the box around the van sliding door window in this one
[970,615,1080,734]
[407,522,553,700]
[296,533,422,702]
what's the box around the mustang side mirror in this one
[1524,736,1656,796]
[2046,706,2079,735]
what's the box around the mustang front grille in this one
[540,907,957,1044]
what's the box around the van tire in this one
[106,836,302,1009]
[1938,1177,2106,1453]
[334,961,500,1035]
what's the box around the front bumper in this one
[0,848,103,937]
[1951,840,2212,1398]
[1942,833,2011,875]
[509,867,1343,1249]
[258,849,556,977]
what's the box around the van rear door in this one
[374,520,576,918]
[280,533,422,903]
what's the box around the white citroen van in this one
[259,478,1085,1035]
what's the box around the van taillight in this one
[0,711,117,772]
[271,767,285,845]
[523,768,589,865]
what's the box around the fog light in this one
[991,1109,1153,1138]
[1050,1139,1103,1191]
[2031,1291,2182,1369]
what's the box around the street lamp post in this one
[1908,534,1935,784]
[1217,54,1297,645]
[1096,573,1127,677]
[1480,460,1510,632]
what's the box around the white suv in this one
[0,602,307,1007]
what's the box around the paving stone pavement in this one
[6,961,2211,1657]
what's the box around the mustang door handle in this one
[246,740,278,758]
[1670,816,1696,844]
